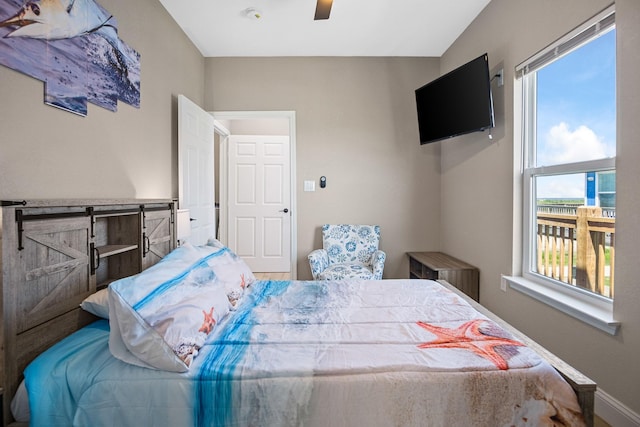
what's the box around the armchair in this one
[308,224,386,280]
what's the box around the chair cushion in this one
[316,263,374,281]
[322,224,381,266]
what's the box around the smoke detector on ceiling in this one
[243,7,262,20]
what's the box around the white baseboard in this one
[596,388,640,427]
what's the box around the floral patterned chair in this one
[308,224,386,280]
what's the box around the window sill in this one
[504,275,620,335]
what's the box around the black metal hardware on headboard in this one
[92,208,140,216]
[143,234,151,257]
[11,202,173,251]
[90,242,100,275]
[0,200,27,207]
[15,209,24,251]
[140,205,147,258]
[87,207,95,238]
[14,207,92,251]
[139,203,173,213]
[140,204,146,231]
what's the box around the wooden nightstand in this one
[407,252,480,302]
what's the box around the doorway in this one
[213,111,297,279]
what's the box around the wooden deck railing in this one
[536,206,615,298]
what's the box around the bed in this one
[5,240,595,427]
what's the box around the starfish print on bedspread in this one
[416,319,525,370]
[199,307,216,335]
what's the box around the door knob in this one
[280,208,289,213]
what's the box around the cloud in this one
[537,174,584,199]
[536,122,612,199]
[539,122,609,166]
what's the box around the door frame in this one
[212,110,297,279]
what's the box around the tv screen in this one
[415,53,495,144]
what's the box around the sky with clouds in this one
[534,29,616,200]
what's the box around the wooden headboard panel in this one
[1,199,176,426]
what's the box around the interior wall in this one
[228,119,290,135]
[440,0,640,414]
[0,0,204,200]
[204,57,441,279]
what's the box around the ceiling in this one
[157,0,491,57]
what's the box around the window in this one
[512,6,619,334]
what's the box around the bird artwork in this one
[0,0,140,116]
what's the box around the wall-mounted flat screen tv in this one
[415,53,495,144]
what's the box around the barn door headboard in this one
[0,199,176,426]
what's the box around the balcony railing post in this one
[575,206,602,292]
[610,234,615,297]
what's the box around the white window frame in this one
[507,5,620,335]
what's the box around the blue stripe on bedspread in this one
[195,280,291,427]
[133,248,230,311]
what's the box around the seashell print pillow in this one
[204,239,257,308]
[108,243,231,372]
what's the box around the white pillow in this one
[10,380,30,423]
[108,243,231,372]
[80,288,110,319]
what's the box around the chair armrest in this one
[371,250,386,279]
[308,249,329,279]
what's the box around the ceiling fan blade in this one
[314,0,333,20]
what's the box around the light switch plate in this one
[304,180,315,192]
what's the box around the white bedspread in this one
[24,279,585,426]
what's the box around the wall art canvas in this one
[0,0,140,116]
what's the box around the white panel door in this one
[228,135,290,272]
[178,95,215,246]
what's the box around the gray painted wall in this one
[0,0,204,200]
[205,57,442,280]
